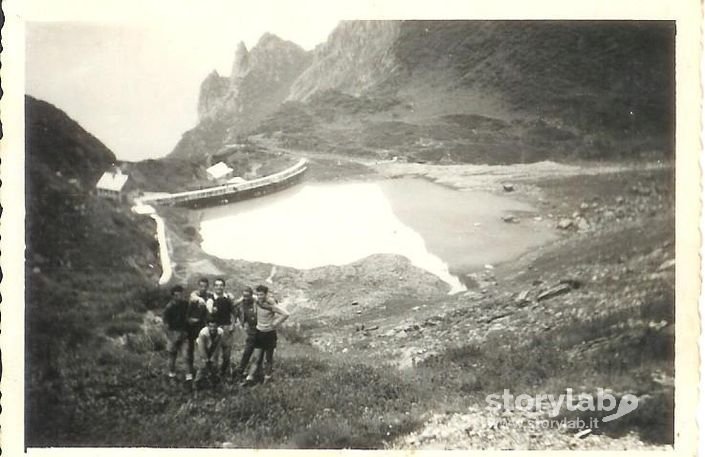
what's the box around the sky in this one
[25,1,348,161]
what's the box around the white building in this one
[96,168,132,203]
[206,162,234,180]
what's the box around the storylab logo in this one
[486,388,639,423]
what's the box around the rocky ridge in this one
[171,34,311,158]
[287,21,402,101]
[170,21,674,164]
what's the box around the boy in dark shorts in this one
[241,285,289,386]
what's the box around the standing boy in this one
[162,285,188,379]
[242,285,289,386]
[235,287,257,378]
[190,277,214,311]
[185,278,210,382]
[210,278,238,377]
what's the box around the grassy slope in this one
[393,21,674,133]
[40,341,425,448]
[25,97,163,444]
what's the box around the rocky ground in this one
[153,151,675,449]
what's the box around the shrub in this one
[105,321,142,337]
[278,324,312,345]
[556,388,673,444]
[291,418,356,448]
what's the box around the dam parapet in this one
[140,158,308,209]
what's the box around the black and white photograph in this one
[2,0,702,453]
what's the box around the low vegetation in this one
[418,293,674,443]
[28,315,426,448]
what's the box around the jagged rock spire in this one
[231,42,250,80]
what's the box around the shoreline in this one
[155,158,673,314]
[155,156,672,277]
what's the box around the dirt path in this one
[375,160,671,192]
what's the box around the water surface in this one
[200,178,555,292]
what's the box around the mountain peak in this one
[231,42,250,79]
[256,32,285,46]
[171,32,312,158]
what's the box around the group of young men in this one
[162,277,290,387]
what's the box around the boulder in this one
[502,184,515,192]
[537,283,573,301]
[558,278,582,289]
[515,289,531,305]
[657,258,676,271]
[576,217,590,231]
[557,218,574,230]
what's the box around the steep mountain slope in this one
[25,96,162,444]
[170,20,674,164]
[25,96,161,270]
[170,34,311,159]
[287,21,402,101]
[389,21,674,134]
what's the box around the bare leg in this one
[238,334,256,375]
[246,348,263,381]
[166,331,184,376]
[263,348,274,378]
[220,334,232,376]
[186,337,196,380]
[168,351,177,374]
